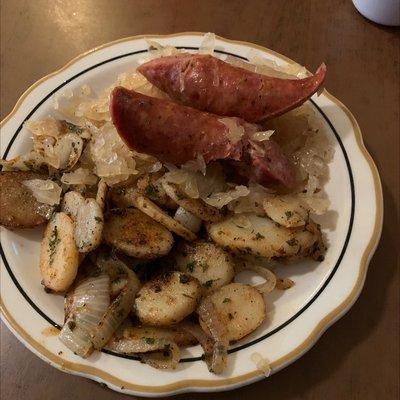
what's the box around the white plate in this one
[0,33,383,397]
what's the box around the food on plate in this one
[39,212,79,292]
[208,213,324,260]
[199,283,266,342]
[138,53,326,122]
[134,271,202,326]
[110,87,296,188]
[103,208,174,259]
[0,171,55,228]
[0,34,333,374]
[172,241,235,291]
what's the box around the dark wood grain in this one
[1,1,399,399]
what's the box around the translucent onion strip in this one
[235,261,277,294]
[59,273,110,357]
[197,298,229,374]
[90,265,141,349]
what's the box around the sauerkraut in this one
[6,33,333,215]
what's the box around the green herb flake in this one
[143,337,155,345]
[186,261,196,273]
[200,261,209,272]
[179,274,190,284]
[48,225,60,265]
[222,298,231,303]
[145,184,158,198]
[285,211,293,219]
[94,216,103,223]
[255,232,265,240]
[203,279,219,289]
[286,238,299,247]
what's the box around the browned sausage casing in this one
[110,87,296,188]
[138,54,326,123]
[110,87,253,165]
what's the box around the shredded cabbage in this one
[204,185,250,208]
[199,32,216,55]
[219,118,245,144]
[251,130,275,142]
[61,167,98,186]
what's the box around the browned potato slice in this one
[134,271,202,326]
[173,241,235,292]
[40,212,79,292]
[263,195,309,227]
[0,171,53,228]
[199,283,266,342]
[103,208,173,259]
[208,213,323,260]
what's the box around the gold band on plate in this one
[0,32,383,394]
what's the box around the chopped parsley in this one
[64,121,83,134]
[94,216,103,223]
[223,298,231,303]
[48,225,60,265]
[154,285,162,293]
[286,238,299,246]
[203,279,219,289]
[285,211,293,219]
[200,261,209,272]
[179,274,190,284]
[143,337,155,345]
[186,261,196,273]
[255,232,265,240]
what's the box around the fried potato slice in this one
[199,283,266,342]
[39,212,79,292]
[103,208,174,259]
[208,213,323,260]
[134,271,202,326]
[0,171,53,228]
[173,241,235,292]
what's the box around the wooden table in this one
[1,1,399,399]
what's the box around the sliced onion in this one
[197,298,228,374]
[61,167,98,186]
[54,133,83,170]
[199,32,216,55]
[140,341,180,370]
[96,179,108,211]
[235,261,277,294]
[90,263,141,349]
[276,277,295,290]
[59,273,110,357]
[108,334,180,370]
[174,207,202,233]
[179,321,214,364]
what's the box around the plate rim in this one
[0,32,383,395]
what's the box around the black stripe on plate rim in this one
[0,47,355,363]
